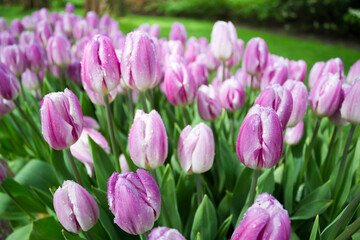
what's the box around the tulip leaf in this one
[283,146,295,214]
[291,199,332,221]
[79,92,96,119]
[30,216,63,240]
[309,215,321,240]
[217,191,232,224]
[50,149,73,184]
[89,137,115,191]
[191,195,217,240]
[62,230,86,240]
[215,214,233,240]
[6,223,32,240]
[258,168,275,195]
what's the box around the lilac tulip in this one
[0,161,6,184]
[0,18,7,31]
[25,43,45,73]
[341,80,360,124]
[323,58,345,82]
[107,169,161,235]
[185,37,200,63]
[308,61,325,88]
[195,46,221,72]
[21,69,40,90]
[86,11,99,31]
[188,61,209,87]
[35,21,53,47]
[21,16,36,31]
[83,83,119,106]
[235,68,261,90]
[261,60,289,90]
[54,181,99,233]
[121,31,158,91]
[210,21,237,61]
[73,19,89,40]
[236,105,283,169]
[220,78,246,112]
[149,24,160,38]
[197,84,222,121]
[129,110,168,169]
[347,60,360,85]
[119,154,130,173]
[289,59,307,82]
[66,2,75,13]
[309,73,342,117]
[99,14,111,31]
[40,89,83,150]
[231,193,290,240]
[164,62,197,106]
[0,31,16,47]
[47,36,72,67]
[242,37,269,76]
[178,123,215,174]
[148,227,186,240]
[19,31,35,51]
[10,19,24,36]
[81,34,120,95]
[198,37,208,53]
[283,80,308,127]
[73,37,90,60]
[169,22,187,45]
[1,45,27,76]
[83,116,100,130]
[285,121,304,145]
[0,62,20,100]
[329,84,352,126]
[226,39,244,68]
[68,60,81,84]
[0,96,15,119]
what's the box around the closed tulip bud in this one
[1,45,27,76]
[323,58,345,82]
[308,61,325,88]
[198,37,208,53]
[226,39,244,68]
[149,227,186,240]
[309,73,342,118]
[0,96,15,118]
[283,80,308,127]
[231,193,290,240]
[285,121,304,145]
[210,21,237,61]
[188,61,209,87]
[86,11,99,31]
[347,60,360,85]
[99,14,111,31]
[185,37,200,62]
[25,43,45,73]
[169,22,187,45]
[47,36,72,67]
[21,69,40,90]
[178,123,215,174]
[220,78,245,112]
[0,18,7,31]
[242,37,269,76]
[40,89,83,150]
[164,62,197,106]
[0,161,6,184]
[19,31,35,51]
[261,61,289,90]
[197,84,222,121]
[10,19,24,37]
[21,16,36,31]
[0,31,16,47]
[329,84,351,126]
[121,31,158,91]
[119,154,130,173]
[73,19,89,40]
[0,62,20,100]
[66,2,75,13]
[149,24,160,38]
[235,68,261,90]
[67,60,81,84]
[289,59,307,82]
[340,80,360,124]
[83,116,100,130]
[255,84,293,129]
[54,181,99,233]
[73,37,89,60]
[83,83,119,106]
[236,105,283,169]
[129,110,168,169]
[35,21,53,47]
[107,170,161,235]
[82,34,120,95]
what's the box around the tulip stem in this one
[321,126,339,179]
[248,75,253,106]
[9,113,34,153]
[14,101,43,141]
[1,185,35,221]
[248,169,261,205]
[196,174,203,206]
[140,91,149,113]
[36,73,43,96]
[19,82,28,105]
[335,217,360,240]
[222,61,226,82]
[127,89,134,117]
[84,231,95,240]
[139,233,148,240]
[64,149,84,186]
[104,95,121,173]
[230,112,235,151]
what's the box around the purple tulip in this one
[164,62,197,106]
[329,84,351,126]
[169,22,187,45]
[0,62,20,100]
[128,110,168,169]
[231,193,290,240]
[67,60,82,84]
[25,43,45,73]
[53,180,99,233]
[148,227,186,240]
[188,61,209,87]
[255,84,293,129]
[121,31,158,91]
[0,18,7,31]
[107,169,161,235]
[47,36,72,67]
[178,123,215,174]
[1,45,27,76]
[220,78,246,112]
[149,24,160,38]
[73,19,89,40]
[197,84,222,121]
[10,19,24,36]
[347,60,360,85]
[81,34,120,95]
[210,21,237,61]
[62,13,74,34]
[341,80,360,124]
[40,88,83,150]
[195,46,221,72]
[86,11,99,31]
[0,161,6,184]
[235,68,261,90]
[198,37,208,53]
[19,31,35,51]
[83,116,100,130]
[83,83,119,106]
[261,60,289,90]
[242,37,269,76]
[309,73,342,118]
[283,80,308,127]
[185,37,200,63]
[66,2,75,13]
[73,37,90,60]
[21,69,40,90]
[226,39,244,68]
[0,96,15,119]
[323,58,345,82]
[308,61,325,88]
[0,31,16,47]
[285,121,304,145]
[21,16,36,31]
[138,23,150,33]
[99,14,111,32]
[119,154,130,173]
[35,21,53,47]
[289,59,307,82]
[236,105,283,169]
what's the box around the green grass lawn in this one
[1,4,359,72]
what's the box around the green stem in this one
[248,169,261,205]
[36,72,43,96]
[0,119,19,149]
[249,74,253,106]
[14,100,43,141]
[335,217,360,240]
[139,233,148,240]
[140,91,149,113]
[59,67,66,90]
[196,174,203,206]
[222,61,226,82]
[64,149,84,186]
[84,231,95,240]
[230,112,235,151]
[1,185,35,220]
[9,113,34,152]
[104,95,121,173]
[19,81,27,105]
[127,89,134,117]
[321,126,339,179]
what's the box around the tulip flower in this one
[119,154,130,173]
[164,62,197,106]
[261,60,289,90]
[53,181,99,233]
[128,110,168,169]
[196,46,221,72]
[329,84,351,127]
[19,31,35,51]
[148,227,186,240]
[121,31,158,91]
[289,59,307,82]
[236,104,283,169]
[185,37,200,63]
[346,60,360,85]
[242,37,269,76]
[21,69,40,90]
[0,96,15,118]
[99,14,111,32]
[107,169,161,235]
[86,11,99,31]
[47,35,72,68]
[82,34,120,95]
[66,2,75,13]
[188,61,209,87]
[35,21,53,47]
[10,19,24,37]
[197,84,222,121]
[341,80,360,124]
[255,84,293,129]
[309,73,342,118]
[21,16,36,31]
[0,62,20,100]
[40,88,83,150]
[219,78,246,112]
[235,68,261,90]
[0,161,6,184]
[1,45,27,76]
[83,116,100,130]
[226,39,244,68]
[308,61,325,88]
[285,121,304,145]
[67,60,82,84]
[25,43,46,73]
[178,123,215,174]
[231,193,291,240]
[323,58,345,82]
[0,31,16,47]
[210,21,237,61]
[283,80,308,127]
[149,24,160,38]
[169,22,187,45]
[73,19,89,40]
[0,17,7,31]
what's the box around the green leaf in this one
[50,149,73,184]
[217,191,232,224]
[191,195,217,240]
[215,215,233,240]
[62,230,86,240]
[309,215,321,240]
[283,146,295,214]
[6,223,32,240]
[258,168,275,195]
[29,216,63,240]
